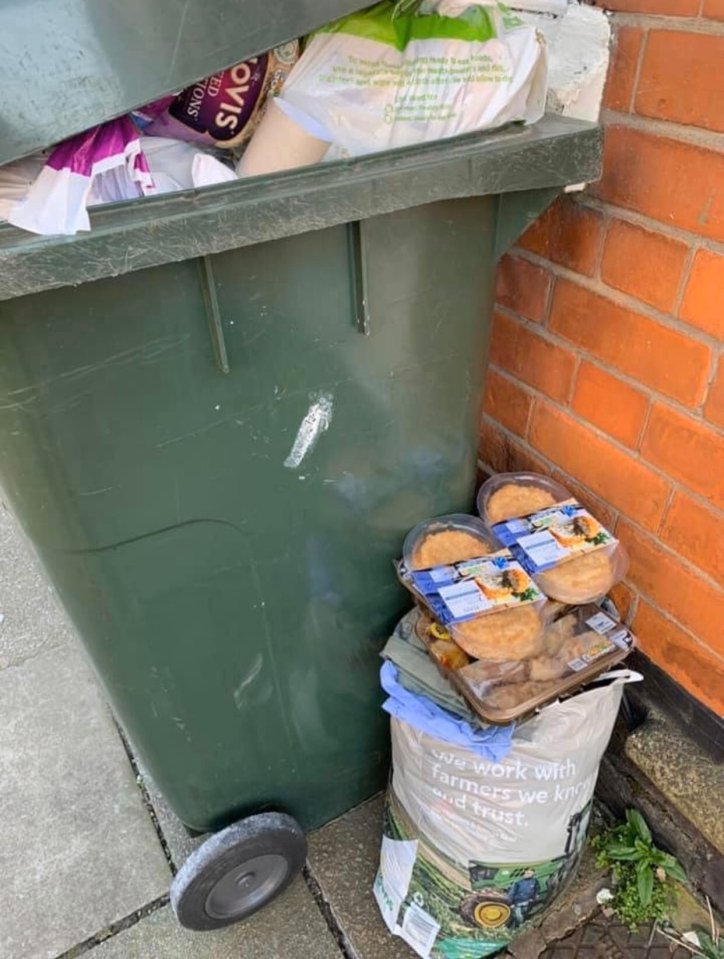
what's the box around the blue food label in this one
[492,501,616,575]
[404,553,543,625]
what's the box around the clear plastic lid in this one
[536,542,629,604]
[453,603,635,724]
[402,513,498,571]
[448,600,550,662]
[477,472,572,527]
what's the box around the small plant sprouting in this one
[591,809,687,931]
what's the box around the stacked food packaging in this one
[396,471,634,723]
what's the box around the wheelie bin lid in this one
[0,0,604,300]
[0,0,375,166]
[0,115,602,301]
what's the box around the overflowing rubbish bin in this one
[0,0,601,933]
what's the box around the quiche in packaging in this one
[479,472,628,604]
[403,514,497,571]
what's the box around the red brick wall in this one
[481,1,724,715]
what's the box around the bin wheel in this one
[170,812,307,931]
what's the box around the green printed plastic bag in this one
[276,0,546,155]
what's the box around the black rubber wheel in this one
[170,812,307,931]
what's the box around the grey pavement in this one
[0,505,400,959]
[308,797,416,959]
[88,882,342,959]
[0,643,170,959]
[0,504,74,670]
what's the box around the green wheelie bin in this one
[0,0,601,931]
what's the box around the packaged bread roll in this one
[237,100,329,177]
[455,602,636,723]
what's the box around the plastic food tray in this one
[414,604,635,725]
[479,472,629,604]
[477,471,571,527]
[402,513,498,570]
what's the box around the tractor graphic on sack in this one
[461,801,592,931]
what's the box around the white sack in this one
[140,137,237,192]
[241,0,547,176]
[375,677,636,958]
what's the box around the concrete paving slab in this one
[308,794,417,959]
[0,505,76,669]
[90,879,342,959]
[625,711,724,852]
[0,644,171,959]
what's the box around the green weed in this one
[591,809,686,931]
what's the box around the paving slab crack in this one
[52,896,170,959]
[302,863,358,959]
[114,722,178,875]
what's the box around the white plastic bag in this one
[139,137,237,192]
[375,675,638,958]
[8,118,156,236]
[0,155,47,221]
[242,0,546,175]
[4,128,237,236]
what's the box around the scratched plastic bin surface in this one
[0,201,496,832]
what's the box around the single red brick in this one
[528,401,671,530]
[641,403,724,508]
[479,417,507,473]
[506,440,549,476]
[478,417,504,473]
[618,520,724,654]
[679,249,724,339]
[633,600,724,715]
[495,255,551,323]
[478,416,547,475]
[483,368,532,437]
[603,27,644,112]
[595,0,697,14]
[593,127,724,242]
[608,581,636,623]
[571,360,649,448]
[489,312,576,404]
[661,490,724,588]
[550,279,710,407]
[518,197,603,277]
[550,468,619,530]
[635,32,724,133]
[601,219,688,312]
[704,357,724,429]
[703,0,724,20]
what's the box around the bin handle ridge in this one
[348,221,370,336]
[199,255,230,374]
